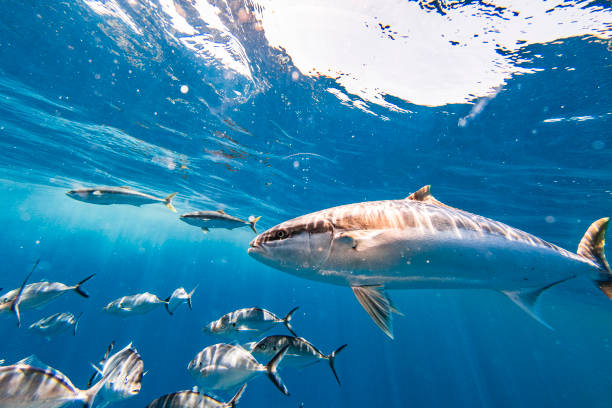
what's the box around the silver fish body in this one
[66,187,177,212]
[166,287,197,314]
[180,211,260,233]
[203,307,298,339]
[95,343,143,406]
[248,185,611,337]
[146,384,246,408]
[187,344,289,395]
[28,312,82,338]
[103,292,168,316]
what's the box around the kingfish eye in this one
[276,230,287,239]
[261,344,266,350]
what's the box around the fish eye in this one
[261,344,266,350]
[276,230,287,239]
[232,323,236,327]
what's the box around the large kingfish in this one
[66,186,177,212]
[248,185,611,338]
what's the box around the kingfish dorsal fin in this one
[500,276,576,329]
[217,209,225,214]
[351,285,401,339]
[406,185,451,208]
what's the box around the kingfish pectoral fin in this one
[229,384,247,408]
[351,285,400,339]
[266,344,291,396]
[335,230,389,252]
[328,344,347,386]
[500,276,576,330]
[164,193,177,212]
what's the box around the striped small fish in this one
[203,307,299,339]
[103,292,170,316]
[146,384,246,408]
[28,312,83,338]
[249,185,611,338]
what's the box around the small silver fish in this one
[89,342,144,407]
[146,384,246,408]
[187,343,290,395]
[0,260,93,327]
[165,286,197,315]
[28,312,83,338]
[66,186,177,212]
[180,210,260,234]
[246,335,347,385]
[0,355,107,408]
[203,307,299,339]
[103,292,170,316]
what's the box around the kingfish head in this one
[248,213,334,274]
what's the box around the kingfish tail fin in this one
[327,344,347,386]
[283,306,299,337]
[228,384,247,408]
[266,344,290,396]
[351,285,400,339]
[74,312,84,336]
[164,193,177,213]
[82,365,110,408]
[501,275,576,329]
[11,258,39,327]
[164,296,173,315]
[73,274,95,298]
[187,285,198,310]
[248,216,261,234]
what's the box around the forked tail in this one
[265,344,290,396]
[327,344,347,386]
[283,306,299,337]
[165,193,177,213]
[73,274,95,298]
[578,218,612,298]
[248,216,261,234]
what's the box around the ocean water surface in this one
[1,0,611,407]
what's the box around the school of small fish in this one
[2,183,609,407]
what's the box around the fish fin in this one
[17,355,51,370]
[351,285,399,339]
[236,327,259,332]
[73,274,95,298]
[92,190,103,196]
[74,312,84,336]
[229,384,247,408]
[83,364,110,408]
[217,209,226,214]
[165,192,177,212]
[11,258,39,327]
[578,218,611,284]
[249,216,261,234]
[243,341,256,351]
[500,276,576,329]
[327,344,347,386]
[187,285,198,310]
[283,306,299,337]
[406,185,453,209]
[201,227,209,234]
[335,230,390,251]
[119,186,132,189]
[164,296,173,315]
[266,344,290,396]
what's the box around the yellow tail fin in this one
[164,193,177,213]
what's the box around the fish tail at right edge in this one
[11,258,39,327]
[327,344,347,386]
[579,218,612,298]
[266,344,290,396]
[283,306,299,337]
[165,192,177,213]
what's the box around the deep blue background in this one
[0,1,611,407]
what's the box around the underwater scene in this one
[1,0,611,407]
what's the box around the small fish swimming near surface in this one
[28,312,83,338]
[245,335,347,386]
[165,286,197,315]
[0,260,93,327]
[204,307,299,339]
[66,186,177,212]
[88,342,144,408]
[103,292,170,316]
[187,343,290,395]
[180,210,260,234]
[248,185,612,338]
[0,355,108,408]
[146,384,246,408]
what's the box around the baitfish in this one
[248,185,611,338]
[103,292,170,316]
[146,384,246,408]
[0,260,93,327]
[246,335,347,385]
[28,312,83,338]
[88,342,144,407]
[187,343,290,395]
[165,286,198,315]
[0,355,107,408]
[203,307,299,339]
[180,210,260,234]
[66,186,177,212]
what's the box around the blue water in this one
[1,1,611,407]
